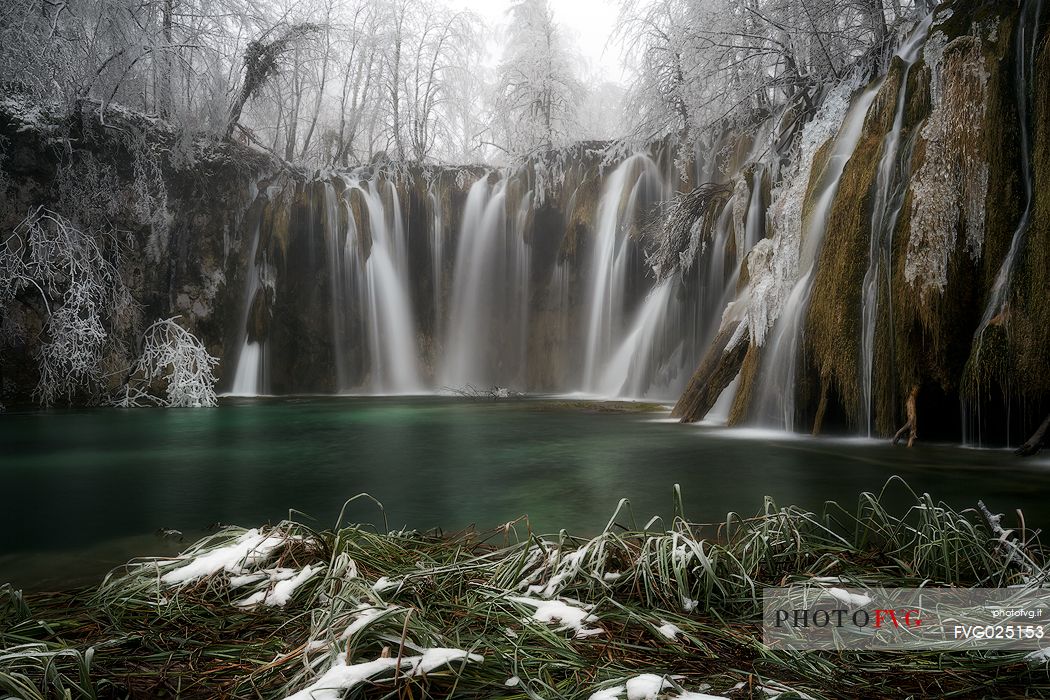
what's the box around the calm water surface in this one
[3,396,1049,589]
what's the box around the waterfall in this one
[230,341,262,396]
[593,279,675,397]
[975,0,1043,332]
[429,185,444,340]
[743,167,766,252]
[581,154,666,394]
[754,81,883,430]
[692,167,769,419]
[705,372,742,425]
[860,15,934,435]
[346,178,422,393]
[226,191,271,397]
[323,182,353,389]
[441,176,503,387]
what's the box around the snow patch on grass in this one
[626,673,672,699]
[509,596,601,637]
[588,675,727,700]
[235,565,318,608]
[656,620,684,640]
[160,529,288,585]
[372,576,400,593]
[282,648,482,700]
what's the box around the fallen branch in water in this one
[441,384,525,399]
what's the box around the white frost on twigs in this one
[121,317,219,408]
[905,32,990,302]
[0,207,130,405]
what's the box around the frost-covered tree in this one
[616,0,926,149]
[0,207,132,405]
[405,7,481,161]
[117,317,218,408]
[492,0,583,156]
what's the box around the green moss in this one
[803,71,901,430]
[727,343,761,426]
[1004,32,1050,396]
[886,5,1023,435]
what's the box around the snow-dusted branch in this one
[122,317,219,408]
[640,182,733,280]
[1,206,130,405]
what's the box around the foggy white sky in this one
[451,0,629,84]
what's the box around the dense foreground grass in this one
[3,479,1050,699]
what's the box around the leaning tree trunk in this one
[672,321,748,423]
[1016,413,1050,456]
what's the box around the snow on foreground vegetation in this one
[2,485,1048,698]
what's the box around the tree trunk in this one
[812,375,830,436]
[1016,413,1050,456]
[892,384,920,447]
[671,321,748,423]
[159,0,173,118]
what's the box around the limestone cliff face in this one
[0,98,281,405]
[676,0,1050,442]
[800,1,1025,437]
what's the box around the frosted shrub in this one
[120,317,218,408]
[905,33,990,302]
[0,207,129,405]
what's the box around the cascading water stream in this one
[323,181,352,390]
[594,279,675,397]
[743,167,766,253]
[228,183,274,397]
[442,177,502,387]
[428,186,444,340]
[512,190,533,382]
[860,14,934,435]
[581,154,666,393]
[959,0,1042,445]
[345,178,422,393]
[754,80,883,430]
[974,0,1043,333]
